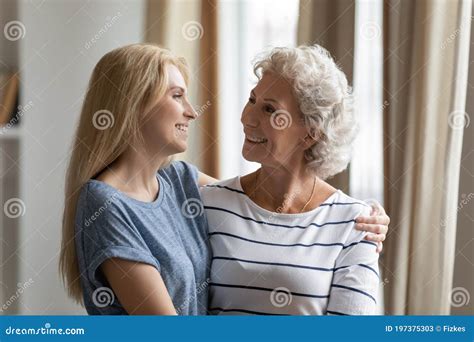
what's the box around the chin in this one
[164,141,187,155]
[176,143,187,153]
[242,148,261,163]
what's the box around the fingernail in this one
[356,224,363,229]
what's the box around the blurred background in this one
[0,0,472,315]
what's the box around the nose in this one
[184,99,198,119]
[241,105,259,128]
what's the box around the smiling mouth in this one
[245,135,268,144]
[175,124,188,134]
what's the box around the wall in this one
[15,0,145,314]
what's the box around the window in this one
[351,0,384,204]
[218,0,300,179]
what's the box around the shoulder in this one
[316,191,372,244]
[78,180,123,210]
[200,177,244,198]
[322,190,371,219]
[76,180,128,228]
[159,160,199,183]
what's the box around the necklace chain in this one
[253,170,317,213]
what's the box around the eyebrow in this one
[170,86,186,93]
[250,90,281,105]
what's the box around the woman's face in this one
[241,72,311,168]
[142,64,197,156]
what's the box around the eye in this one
[173,93,183,100]
[264,104,275,113]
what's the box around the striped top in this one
[200,177,380,316]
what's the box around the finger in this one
[364,199,385,215]
[356,223,388,235]
[371,202,386,215]
[376,241,383,253]
[355,222,388,234]
[356,215,390,225]
[364,233,386,242]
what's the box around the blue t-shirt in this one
[75,161,211,315]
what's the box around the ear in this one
[301,134,317,149]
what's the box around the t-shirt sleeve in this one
[326,205,380,315]
[79,185,160,290]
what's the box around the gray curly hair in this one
[253,44,358,180]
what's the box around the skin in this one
[240,71,389,249]
[94,66,388,315]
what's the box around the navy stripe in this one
[331,284,377,303]
[359,240,378,247]
[212,256,335,272]
[326,310,350,316]
[209,282,330,299]
[203,184,246,195]
[210,232,344,248]
[356,264,380,278]
[209,231,377,250]
[209,307,287,316]
[203,184,369,209]
[343,240,377,249]
[204,206,356,229]
[333,264,380,278]
[320,201,369,207]
[213,255,378,279]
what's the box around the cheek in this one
[269,129,304,154]
[142,110,176,142]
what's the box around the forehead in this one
[253,72,293,98]
[167,64,186,89]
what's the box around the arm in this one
[101,258,177,315]
[326,223,380,315]
[355,200,390,253]
[198,171,219,186]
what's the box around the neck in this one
[251,164,318,213]
[100,145,169,201]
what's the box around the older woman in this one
[201,45,381,315]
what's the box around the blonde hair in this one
[59,43,189,305]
